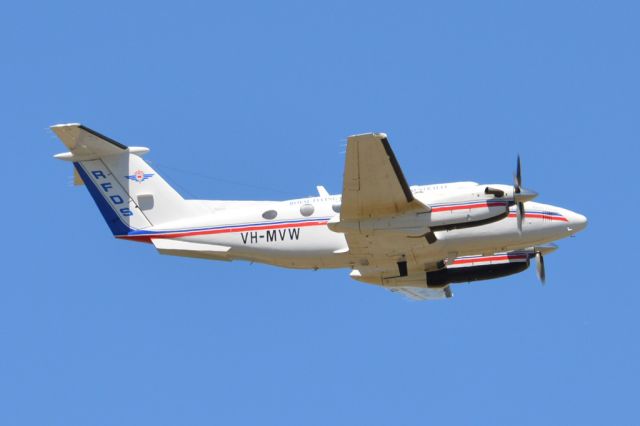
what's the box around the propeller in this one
[535,251,546,285]
[513,155,538,234]
[514,156,524,233]
[532,244,556,285]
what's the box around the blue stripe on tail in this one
[73,163,131,236]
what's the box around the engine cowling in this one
[424,193,510,230]
[328,186,512,237]
[427,254,530,288]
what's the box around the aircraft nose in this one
[567,211,588,233]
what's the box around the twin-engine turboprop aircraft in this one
[52,124,587,300]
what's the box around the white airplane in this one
[52,124,587,300]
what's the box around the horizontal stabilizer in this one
[51,123,149,161]
[151,239,231,261]
[52,123,127,157]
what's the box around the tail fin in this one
[52,123,192,236]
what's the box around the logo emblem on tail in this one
[126,170,154,183]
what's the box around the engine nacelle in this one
[427,257,529,287]
[424,193,510,231]
[328,186,512,237]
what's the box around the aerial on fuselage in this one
[52,125,587,300]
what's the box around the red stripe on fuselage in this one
[117,220,330,242]
[507,213,568,222]
[431,201,506,213]
[116,206,567,244]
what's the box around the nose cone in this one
[567,211,588,233]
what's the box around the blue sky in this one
[2,1,638,425]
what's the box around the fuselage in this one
[119,181,587,271]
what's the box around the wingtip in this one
[50,123,82,129]
[348,132,388,140]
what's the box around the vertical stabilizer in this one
[52,124,193,236]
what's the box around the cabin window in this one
[262,209,278,220]
[300,204,314,217]
[332,203,341,213]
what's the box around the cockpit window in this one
[332,203,341,213]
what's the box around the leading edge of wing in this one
[379,134,414,203]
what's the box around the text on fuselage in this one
[240,228,300,244]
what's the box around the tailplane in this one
[52,124,192,236]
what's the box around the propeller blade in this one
[514,155,522,191]
[517,202,524,233]
[512,156,534,234]
[535,251,546,285]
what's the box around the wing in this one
[351,267,453,301]
[341,133,427,220]
[391,286,453,301]
[334,133,433,263]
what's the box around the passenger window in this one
[262,210,277,220]
[300,204,314,217]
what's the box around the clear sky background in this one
[1,1,638,425]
